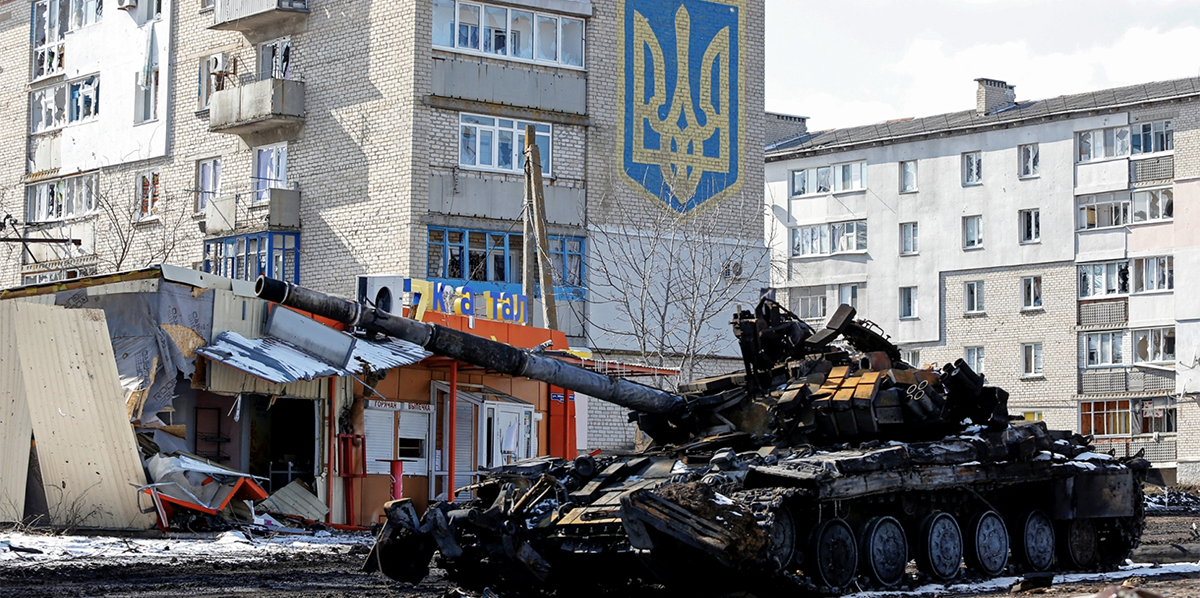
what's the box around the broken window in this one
[901,349,920,366]
[900,222,918,255]
[69,76,99,122]
[792,224,830,256]
[1019,209,1040,243]
[30,84,68,133]
[1022,343,1043,376]
[22,266,97,285]
[196,157,221,214]
[793,220,865,256]
[25,172,98,223]
[1132,120,1173,155]
[549,236,584,287]
[483,6,507,54]
[963,215,982,249]
[535,15,557,61]
[254,143,288,202]
[831,220,867,252]
[838,283,860,310]
[832,161,866,192]
[899,286,917,319]
[259,38,291,80]
[509,10,533,59]
[198,54,229,110]
[1133,327,1175,363]
[899,161,917,192]
[962,151,982,185]
[458,114,551,175]
[1083,332,1123,366]
[791,166,833,195]
[432,1,583,68]
[1133,256,1173,293]
[205,232,300,283]
[560,18,584,67]
[1078,260,1130,298]
[432,0,455,47]
[964,281,984,313]
[135,68,159,123]
[1132,188,1173,222]
[32,0,68,80]
[1077,127,1130,162]
[965,346,984,375]
[1080,400,1130,436]
[1022,276,1042,309]
[1077,192,1131,229]
[788,286,826,320]
[1019,143,1039,177]
[458,3,480,50]
[1137,398,1176,434]
[137,172,160,219]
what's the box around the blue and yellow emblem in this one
[620,0,743,214]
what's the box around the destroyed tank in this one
[255,277,1150,595]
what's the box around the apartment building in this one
[0,0,766,453]
[766,77,1200,483]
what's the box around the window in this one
[25,172,98,223]
[1077,127,1130,163]
[789,286,826,319]
[427,227,585,294]
[1022,411,1043,422]
[1084,332,1123,366]
[135,67,159,123]
[201,0,214,9]
[32,0,68,80]
[965,346,984,375]
[260,38,291,80]
[900,349,920,366]
[204,232,300,283]
[137,172,160,219]
[196,158,221,214]
[962,151,982,185]
[1138,398,1176,434]
[900,222,918,255]
[838,283,860,310]
[789,166,831,196]
[1131,120,1173,155]
[1133,327,1175,363]
[22,265,97,286]
[33,75,102,133]
[1077,192,1130,229]
[1022,276,1042,309]
[963,215,983,249]
[1019,143,1039,177]
[1023,343,1043,376]
[791,220,866,256]
[198,54,228,110]
[1080,400,1130,436]
[1078,261,1129,297]
[832,162,867,192]
[458,114,551,175]
[254,143,287,202]
[1019,209,1040,243]
[899,161,917,192]
[1133,256,1173,293]
[431,0,585,68]
[1132,188,1173,223]
[899,286,917,319]
[964,281,984,313]
[69,76,100,123]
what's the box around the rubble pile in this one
[1144,490,1200,513]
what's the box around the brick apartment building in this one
[766,77,1200,483]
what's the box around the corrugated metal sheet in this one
[0,303,33,522]
[198,331,430,385]
[260,479,329,521]
[5,302,154,529]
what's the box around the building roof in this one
[765,76,1200,161]
[198,330,431,385]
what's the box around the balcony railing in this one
[209,78,305,138]
[212,0,308,34]
[1093,437,1176,463]
[205,186,300,236]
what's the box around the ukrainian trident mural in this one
[621,0,743,214]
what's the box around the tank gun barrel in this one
[254,277,687,416]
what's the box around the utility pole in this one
[523,125,558,330]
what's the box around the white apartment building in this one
[766,77,1200,483]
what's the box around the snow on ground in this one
[843,562,1200,598]
[0,529,375,569]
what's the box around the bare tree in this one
[92,175,190,273]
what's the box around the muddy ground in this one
[2,514,1199,598]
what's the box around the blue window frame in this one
[204,232,299,283]
[427,226,584,299]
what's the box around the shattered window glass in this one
[432,0,455,47]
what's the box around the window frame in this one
[1022,342,1043,377]
[838,283,860,310]
[899,286,917,320]
[831,161,867,193]
[900,222,918,255]
[134,67,160,124]
[259,37,292,81]
[1131,119,1173,155]
[1019,208,1040,244]
[204,231,300,283]
[196,157,222,215]
[791,219,867,257]
[426,226,586,297]
[1138,397,1177,435]
[458,113,552,176]
[1080,399,1131,437]
[253,142,288,203]
[1077,127,1130,163]
[1133,327,1175,364]
[964,280,985,314]
[962,215,983,249]
[1083,331,1124,367]
[1132,255,1173,294]
[1077,192,1131,230]
[962,151,982,186]
[431,0,586,70]
[1078,260,1130,298]
[24,171,99,224]
[136,171,161,221]
[900,349,920,366]
[899,160,917,193]
[1018,143,1039,178]
[789,166,832,197]
[789,286,827,320]
[1021,275,1042,310]
[1131,187,1173,223]
[965,345,985,375]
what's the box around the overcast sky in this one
[765,0,1200,132]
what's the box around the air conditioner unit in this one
[116,0,137,10]
[208,53,230,75]
[720,261,746,281]
[357,275,409,315]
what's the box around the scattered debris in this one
[259,479,330,522]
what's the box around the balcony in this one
[212,0,308,37]
[1078,366,1174,395]
[205,187,300,236]
[209,78,305,141]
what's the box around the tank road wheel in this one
[808,518,858,590]
[917,512,963,582]
[965,511,1009,577]
[768,507,798,568]
[1014,510,1056,571]
[1060,519,1099,569]
[859,516,908,588]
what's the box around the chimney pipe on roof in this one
[975,78,1016,115]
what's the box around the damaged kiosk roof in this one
[198,330,430,384]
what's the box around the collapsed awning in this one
[197,330,431,384]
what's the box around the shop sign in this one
[366,400,433,412]
[405,278,528,325]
